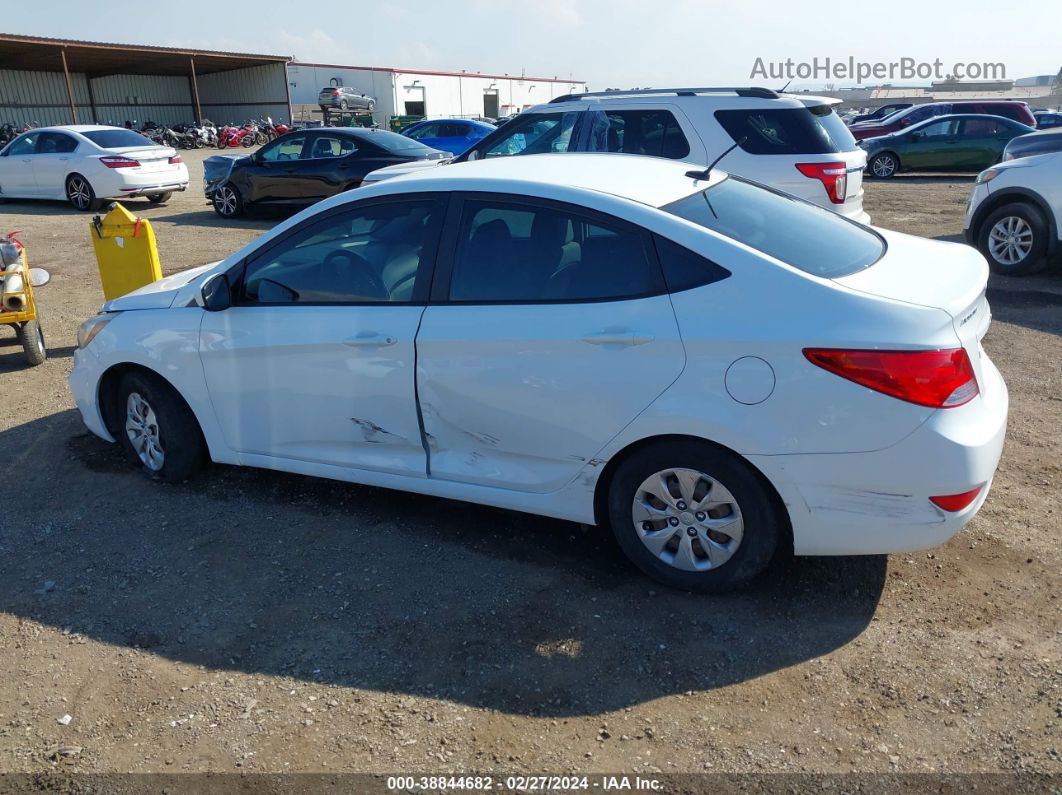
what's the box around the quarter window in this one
[653,236,731,293]
[584,109,691,159]
[448,200,660,302]
[241,201,441,305]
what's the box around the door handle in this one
[343,333,397,347]
[581,330,655,347]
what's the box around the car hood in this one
[362,158,450,183]
[103,263,219,311]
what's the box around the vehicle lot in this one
[0,150,1059,778]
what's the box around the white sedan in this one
[69,154,1006,592]
[0,125,188,210]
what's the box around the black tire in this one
[147,192,172,204]
[17,319,46,366]
[976,201,1049,276]
[867,151,899,179]
[339,99,349,110]
[66,173,101,211]
[366,100,375,112]
[115,370,206,483]
[212,183,244,218]
[606,440,782,593]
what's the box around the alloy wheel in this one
[871,154,896,178]
[214,186,237,216]
[631,467,744,571]
[988,215,1033,265]
[125,392,165,471]
[67,177,91,209]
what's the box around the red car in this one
[850,100,1036,140]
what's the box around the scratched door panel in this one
[415,297,685,493]
[200,305,427,476]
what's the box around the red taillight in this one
[796,161,848,204]
[802,348,979,408]
[332,90,341,96]
[929,485,984,512]
[168,155,182,164]
[99,155,139,169]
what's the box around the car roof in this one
[373,153,724,208]
[33,125,125,134]
[412,118,494,129]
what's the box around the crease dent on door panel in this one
[411,304,432,476]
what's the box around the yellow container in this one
[90,203,163,300]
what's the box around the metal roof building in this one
[0,33,292,127]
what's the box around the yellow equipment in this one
[0,235,49,366]
[90,203,163,300]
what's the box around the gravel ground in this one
[0,151,1059,785]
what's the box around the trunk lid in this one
[106,145,178,173]
[835,228,991,386]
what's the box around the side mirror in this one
[466,149,480,161]
[201,273,231,311]
[28,267,50,287]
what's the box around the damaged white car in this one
[70,154,1006,592]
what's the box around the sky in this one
[4,0,1061,89]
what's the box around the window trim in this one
[429,191,667,305]
[226,192,449,308]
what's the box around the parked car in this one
[0,125,188,210]
[318,86,376,112]
[1033,111,1062,129]
[400,118,495,155]
[849,101,1037,141]
[860,114,1034,178]
[1002,127,1062,161]
[964,150,1062,275]
[846,103,913,126]
[364,87,871,222]
[204,127,448,217]
[70,153,1005,593]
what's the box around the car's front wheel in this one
[868,152,899,178]
[116,371,206,482]
[212,183,244,218]
[977,202,1049,276]
[66,174,101,211]
[607,440,782,592]
[366,100,376,112]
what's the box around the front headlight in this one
[77,313,117,349]
[975,168,1001,185]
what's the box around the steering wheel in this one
[321,249,387,299]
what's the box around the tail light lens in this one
[99,155,139,169]
[929,485,984,512]
[168,155,182,165]
[332,90,341,96]
[803,348,979,408]
[796,161,848,204]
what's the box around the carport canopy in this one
[0,33,291,123]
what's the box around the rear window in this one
[663,176,884,278]
[714,105,856,155]
[358,130,441,154]
[81,129,154,149]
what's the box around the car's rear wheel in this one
[366,100,376,112]
[66,174,101,211]
[17,319,46,366]
[147,192,172,204]
[212,183,244,218]
[607,440,781,592]
[978,202,1049,276]
[868,152,899,178]
[116,371,206,482]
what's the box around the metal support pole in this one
[189,56,203,123]
[59,47,78,123]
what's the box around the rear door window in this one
[583,109,691,159]
[35,132,78,153]
[714,105,856,154]
[663,177,884,278]
[307,135,356,158]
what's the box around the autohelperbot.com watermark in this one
[750,57,1006,83]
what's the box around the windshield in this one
[663,176,884,278]
[714,105,857,154]
[81,129,156,149]
[469,111,580,159]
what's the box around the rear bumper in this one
[104,182,188,199]
[97,164,190,199]
[751,350,1008,555]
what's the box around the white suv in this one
[365,87,869,222]
[964,151,1062,275]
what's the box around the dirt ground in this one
[0,150,1059,787]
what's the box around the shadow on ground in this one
[0,410,886,717]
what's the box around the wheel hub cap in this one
[631,467,744,572]
[125,392,165,471]
[988,216,1032,265]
